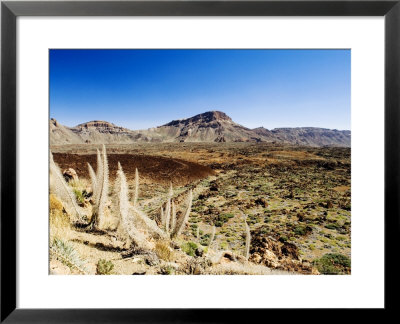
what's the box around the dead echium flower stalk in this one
[171,189,193,238]
[87,163,97,198]
[244,219,251,260]
[88,145,109,230]
[133,168,139,207]
[171,201,176,234]
[209,225,216,249]
[116,164,167,241]
[116,162,150,249]
[165,183,173,235]
[155,182,192,239]
[49,152,83,222]
[94,148,103,204]
[160,206,164,227]
[52,143,194,254]
[206,225,216,256]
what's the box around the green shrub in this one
[200,232,217,246]
[325,223,340,230]
[214,213,234,227]
[181,242,198,257]
[190,224,199,236]
[293,225,307,236]
[279,235,288,242]
[96,259,114,275]
[313,253,351,275]
[73,188,85,204]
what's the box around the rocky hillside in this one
[50,111,350,147]
[255,126,351,147]
[50,118,83,145]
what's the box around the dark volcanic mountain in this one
[50,111,350,147]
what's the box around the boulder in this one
[195,247,204,257]
[255,197,268,207]
[145,254,160,266]
[219,251,237,263]
[63,168,78,182]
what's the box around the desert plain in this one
[50,141,351,275]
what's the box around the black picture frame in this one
[1,0,398,322]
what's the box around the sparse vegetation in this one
[49,142,350,275]
[313,253,351,275]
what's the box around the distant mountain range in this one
[50,111,351,147]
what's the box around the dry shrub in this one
[50,194,70,239]
[155,240,173,261]
[50,193,63,212]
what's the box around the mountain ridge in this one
[50,111,351,147]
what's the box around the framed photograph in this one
[1,0,398,321]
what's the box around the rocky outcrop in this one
[249,229,319,274]
[73,121,131,134]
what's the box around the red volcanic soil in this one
[52,153,214,186]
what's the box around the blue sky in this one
[50,49,350,130]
